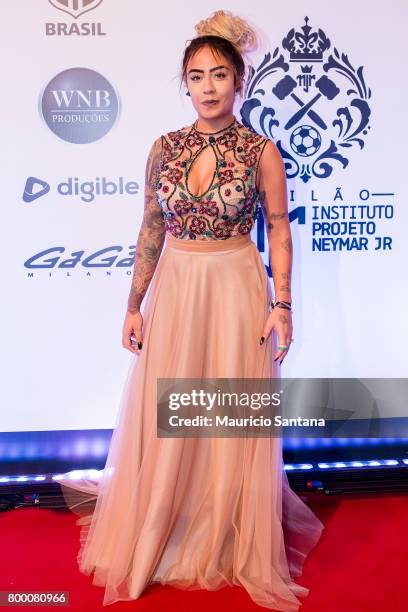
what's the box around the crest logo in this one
[241,16,372,183]
[48,0,103,19]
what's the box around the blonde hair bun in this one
[194,10,257,55]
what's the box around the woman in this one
[60,10,324,611]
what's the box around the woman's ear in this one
[235,76,244,96]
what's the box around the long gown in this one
[59,117,324,610]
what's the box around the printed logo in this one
[48,0,103,20]
[39,67,120,144]
[23,177,50,202]
[24,245,135,273]
[241,16,372,183]
[46,0,106,37]
[21,176,139,203]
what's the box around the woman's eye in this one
[189,72,226,82]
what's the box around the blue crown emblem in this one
[282,16,330,63]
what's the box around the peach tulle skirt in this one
[59,232,324,610]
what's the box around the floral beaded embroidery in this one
[156,118,269,240]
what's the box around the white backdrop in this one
[1,0,407,432]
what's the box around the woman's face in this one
[185,46,238,121]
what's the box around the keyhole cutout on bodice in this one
[186,144,218,199]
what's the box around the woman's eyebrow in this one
[187,65,230,75]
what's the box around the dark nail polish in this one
[279,359,283,365]
[138,342,143,350]
[259,336,265,345]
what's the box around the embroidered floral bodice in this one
[155,117,269,240]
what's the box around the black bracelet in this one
[271,300,292,312]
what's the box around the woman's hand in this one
[122,310,144,354]
[260,307,293,365]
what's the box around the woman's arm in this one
[257,140,292,304]
[256,139,293,363]
[127,137,166,313]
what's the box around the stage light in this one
[315,459,403,470]
[283,437,408,450]
[0,459,406,485]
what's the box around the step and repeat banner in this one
[1,0,406,433]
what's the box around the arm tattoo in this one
[127,138,165,313]
[266,211,287,234]
[280,237,293,254]
[259,190,287,234]
[269,212,287,222]
[279,272,291,293]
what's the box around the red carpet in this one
[0,492,406,611]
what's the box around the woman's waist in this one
[165,232,253,253]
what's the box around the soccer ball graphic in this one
[290,125,321,157]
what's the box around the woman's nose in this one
[202,78,215,94]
